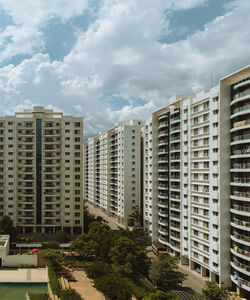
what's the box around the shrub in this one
[60,288,83,300]
[94,272,132,300]
[142,290,179,300]
[48,265,61,296]
[124,278,148,300]
[29,293,49,300]
[42,242,60,249]
[84,261,110,279]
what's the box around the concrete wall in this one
[4,254,37,267]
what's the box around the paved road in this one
[87,204,126,230]
[178,263,207,293]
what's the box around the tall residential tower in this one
[0,106,84,234]
[84,120,144,226]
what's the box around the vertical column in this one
[36,119,42,228]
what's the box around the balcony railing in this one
[232,245,250,257]
[232,162,250,169]
[232,232,250,243]
[232,191,250,198]
[232,133,250,142]
[232,219,250,228]
[232,148,250,155]
[232,104,250,114]
[232,258,250,273]
[232,177,250,184]
[233,204,250,213]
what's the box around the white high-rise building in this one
[84,120,144,226]
[143,65,250,297]
[0,106,84,234]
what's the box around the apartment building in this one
[84,120,144,226]
[220,66,250,296]
[143,65,250,296]
[0,106,84,235]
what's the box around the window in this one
[75,122,81,127]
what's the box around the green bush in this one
[94,272,132,300]
[48,265,61,296]
[29,293,49,300]
[60,288,83,300]
[124,278,148,300]
[42,242,60,249]
[142,290,179,300]
[84,261,110,279]
[18,264,36,268]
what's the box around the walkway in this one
[69,270,105,300]
[178,264,207,293]
[0,268,47,283]
[87,203,126,230]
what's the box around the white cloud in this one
[0,25,44,63]
[0,0,89,27]
[0,0,249,139]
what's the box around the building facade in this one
[143,65,250,296]
[84,120,144,226]
[0,106,84,234]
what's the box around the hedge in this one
[60,288,83,300]
[47,264,61,296]
[29,293,49,300]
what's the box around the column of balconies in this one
[110,132,118,216]
[157,114,169,245]
[169,110,181,255]
[17,132,36,226]
[230,77,250,292]
[42,128,61,226]
[95,141,100,206]
[84,147,89,199]
[0,122,4,217]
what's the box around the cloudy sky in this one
[0,0,249,138]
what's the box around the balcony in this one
[231,259,250,276]
[231,133,250,145]
[158,192,168,200]
[231,177,250,187]
[231,190,250,200]
[231,274,250,293]
[158,201,168,208]
[231,232,250,246]
[231,219,250,231]
[231,204,250,215]
[231,147,250,157]
[231,246,250,261]
[231,104,250,118]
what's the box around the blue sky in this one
[0,0,249,138]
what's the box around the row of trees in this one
[69,220,184,299]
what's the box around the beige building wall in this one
[0,106,84,234]
[84,120,144,226]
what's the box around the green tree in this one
[142,290,179,300]
[200,281,229,300]
[87,221,111,244]
[83,202,97,232]
[84,261,110,279]
[149,256,186,291]
[39,249,62,265]
[94,272,132,300]
[70,234,98,261]
[109,236,150,277]
[0,215,18,240]
[60,288,83,300]
[53,230,70,243]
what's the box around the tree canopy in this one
[149,255,186,291]
[0,215,18,240]
[109,236,150,277]
[200,281,229,300]
[142,290,179,300]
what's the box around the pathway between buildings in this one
[69,270,105,300]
